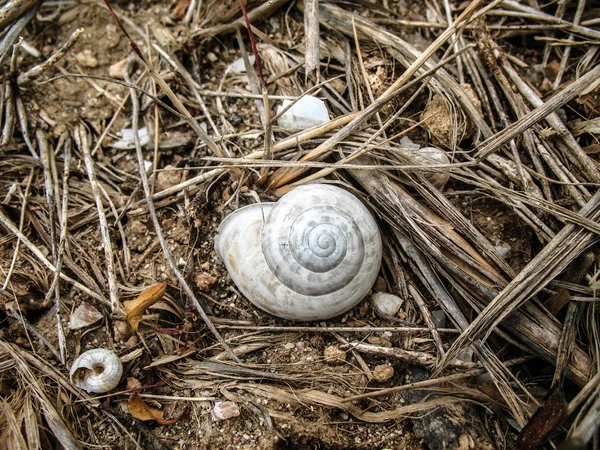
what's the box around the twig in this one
[15,93,37,158]
[52,136,71,364]
[343,356,533,403]
[0,2,38,66]
[214,325,460,334]
[103,0,224,158]
[78,125,123,316]
[0,0,40,31]
[17,28,83,85]
[475,62,600,165]
[553,0,586,89]
[303,0,320,84]
[124,69,239,362]
[340,342,476,369]
[2,168,34,290]
[0,207,109,304]
[408,284,445,357]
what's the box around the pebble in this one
[108,58,128,78]
[155,165,182,192]
[323,346,346,365]
[213,401,240,420]
[367,336,392,347]
[370,292,404,317]
[113,320,132,341]
[457,348,474,363]
[284,343,295,350]
[195,272,218,292]
[112,127,150,149]
[399,135,420,149]
[68,302,102,330]
[75,49,98,68]
[373,364,394,382]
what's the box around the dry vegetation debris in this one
[1,0,600,448]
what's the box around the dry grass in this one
[1,0,599,448]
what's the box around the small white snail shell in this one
[399,146,450,189]
[215,185,382,321]
[69,348,123,393]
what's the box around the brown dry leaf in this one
[516,388,567,450]
[123,282,167,331]
[172,0,190,19]
[127,393,183,425]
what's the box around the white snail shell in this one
[215,185,382,321]
[399,146,450,189]
[69,348,123,393]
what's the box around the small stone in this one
[213,401,240,420]
[75,49,98,68]
[370,292,404,317]
[195,273,218,291]
[367,336,392,347]
[109,58,128,78]
[373,364,394,383]
[114,320,133,341]
[206,52,218,63]
[130,220,147,235]
[284,343,295,350]
[431,310,447,329]
[323,346,346,365]
[276,96,330,129]
[69,302,102,330]
[124,335,139,348]
[296,341,305,349]
[155,165,182,192]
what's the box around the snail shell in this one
[69,348,123,393]
[399,146,450,189]
[215,185,382,321]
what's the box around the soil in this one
[2,0,593,449]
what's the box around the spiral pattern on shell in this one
[69,348,123,393]
[215,184,382,321]
[262,187,369,296]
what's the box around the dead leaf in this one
[516,388,566,450]
[123,282,167,331]
[127,393,183,425]
[172,0,190,19]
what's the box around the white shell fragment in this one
[213,401,240,420]
[495,240,512,260]
[215,185,382,321]
[69,349,123,393]
[227,55,255,74]
[112,127,150,149]
[276,96,330,129]
[68,302,103,330]
[370,292,404,317]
